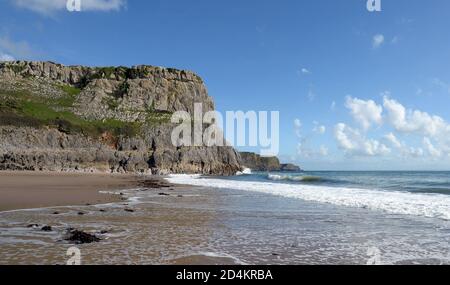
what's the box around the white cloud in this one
[319,145,329,156]
[0,36,34,59]
[406,147,424,158]
[383,132,402,149]
[334,123,390,157]
[423,137,442,158]
[313,121,326,134]
[380,90,391,97]
[383,96,450,138]
[13,0,65,13]
[382,132,427,158]
[294,119,302,138]
[307,89,315,101]
[345,96,383,130]
[330,101,336,111]
[296,142,329,158]
[431,78,450,94]
[314,95,449,161]
[415,88,432,97]
[316,125,326,134]
[296,140,314,158]
[0,52,15,61]
[301,68,311,74]
[12,0,126,14]
[294,119,329,158]
[335,123,355,150]
[400,18,414,25]
[372,34,385,49]
[363,96,450,159]
[296,142,307,157]
[80,0,125,11]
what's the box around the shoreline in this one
[0,171,147,212]
[0,171,449,265]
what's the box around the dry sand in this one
[0,171,139,212]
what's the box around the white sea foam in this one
[196,251,247,265]
[236,168,252,176]
[267,174,321,182]
[166,174,450,220]
[267,174,284,180]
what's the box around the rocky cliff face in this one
[239,152,281,171]
[0,61,214,121]
[239,152,301,172]
[0,61,241,175]
[279,163,302,172]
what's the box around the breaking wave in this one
[166,174,450,221]
[267,174,322,182]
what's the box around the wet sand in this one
[0,172,140,212]
[169,255,241,265]
[0,172,243,265]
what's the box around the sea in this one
[169,171,450,220]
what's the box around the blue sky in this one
[1,0,450,170]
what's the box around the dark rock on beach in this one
[65,229,101,244]
[41,226,52,232]
[138,179,172,189]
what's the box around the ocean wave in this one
[267,174,322,182]
[166,174,450,221]
[236,168,252,176]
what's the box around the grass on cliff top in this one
[53,84,81,107]
[0,89,141,138]
[59,84,81,96]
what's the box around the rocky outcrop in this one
[0,125,241,175]
[0,61,241,175]
[239,152,281,171]
[239,152,301,172]
[65,229,101,244]
[280,163,302,172]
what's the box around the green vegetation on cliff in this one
[0,88,140,138]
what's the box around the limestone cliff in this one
[239,152,301,172]
[0,61,241,175]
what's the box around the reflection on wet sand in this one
[0,179,222,265]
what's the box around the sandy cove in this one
[0,171,145,212]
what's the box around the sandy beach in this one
[0,172,139,212]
